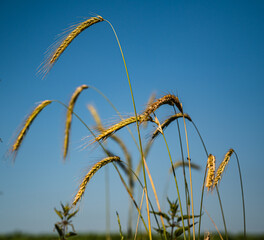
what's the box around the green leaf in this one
[150,211,170,222]
[176,214,200,223]
[61,202,70,216]
[60,202,66,212]
[54,208,63,220]
[67,209,79,220]
[65,232,77,238]
[154,228,170,239]
[54,224,63,237]
[174,222,197,237]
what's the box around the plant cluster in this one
[10,15,246,240]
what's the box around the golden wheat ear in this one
[63,85,88,159]
[11,100,52,158]
[94,114,152,143]
[205,154,216,191]
[213,148,234,188]
[143,94,183,119]
[39,15,104,78]
[72,156,121,206]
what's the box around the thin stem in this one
[105,19,151,239]
[173,106,191,240]
[143,157,168,240]
[191,122,228,240]
[203,208,223,240]
[233,151,246,239]
[182,117,195,240]
[105,166,111,240]
[216,186,228,240]
[161,131,187,240]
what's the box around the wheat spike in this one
[50,16,103,64]
[12,100,52,153]
[41,16,104,78]
[142,92,156,129]
[205,154,216,191]
[87,104,103,131]
[152,113,192,139]
[143,94,183,118]
[63,85,88,159]
[94,114,152,142]
[72,156,121,205]
[213,149,234,187]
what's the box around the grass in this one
[10,15,247,240]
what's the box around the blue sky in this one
[0,0,264,235]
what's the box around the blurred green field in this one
[0,233,264,240]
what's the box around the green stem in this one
[105,19,151,239]
[233,151,246,239]
[191,121,228,240]
[216,187,228,240]
[173,106,191,240]
[182,117,195,240]
[105,165,111,240]
[161,131,186,240]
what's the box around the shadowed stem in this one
[105,19,151,239]
[216,186,228,240]
[233,150,246,239]
[191,121,228,240]
[182,116,195,240]
[173,106,191,240]
[153,113,186,240]
[105,165,110,240]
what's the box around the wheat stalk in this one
[205,154,215,191]
[12,100,52,154]
[63,85,88,159]
[72,156,121,206]
[213,149,234,188]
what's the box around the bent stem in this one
[216,186,228,240]
[155,116,186,240]
[105,19,151,239]
[173,106,191,240]
[143,157,168,240]
[191,121,228,240]
[182,116,195,240]
[233,151,246,239]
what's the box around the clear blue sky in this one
[0,0,264,235]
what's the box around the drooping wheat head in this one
[152,113,192,139]
[142,92,156,129]
[12,100,52,155]
[206,154,216,191]
[94,114,153,143]
[87,104,133,188]
[213,149,234,188]
[87,104,103,131]
[143,94,183,118]
[40,16,104,78]
[63,85,88,159]
[170,161,200,173]
[72,156,121,205]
